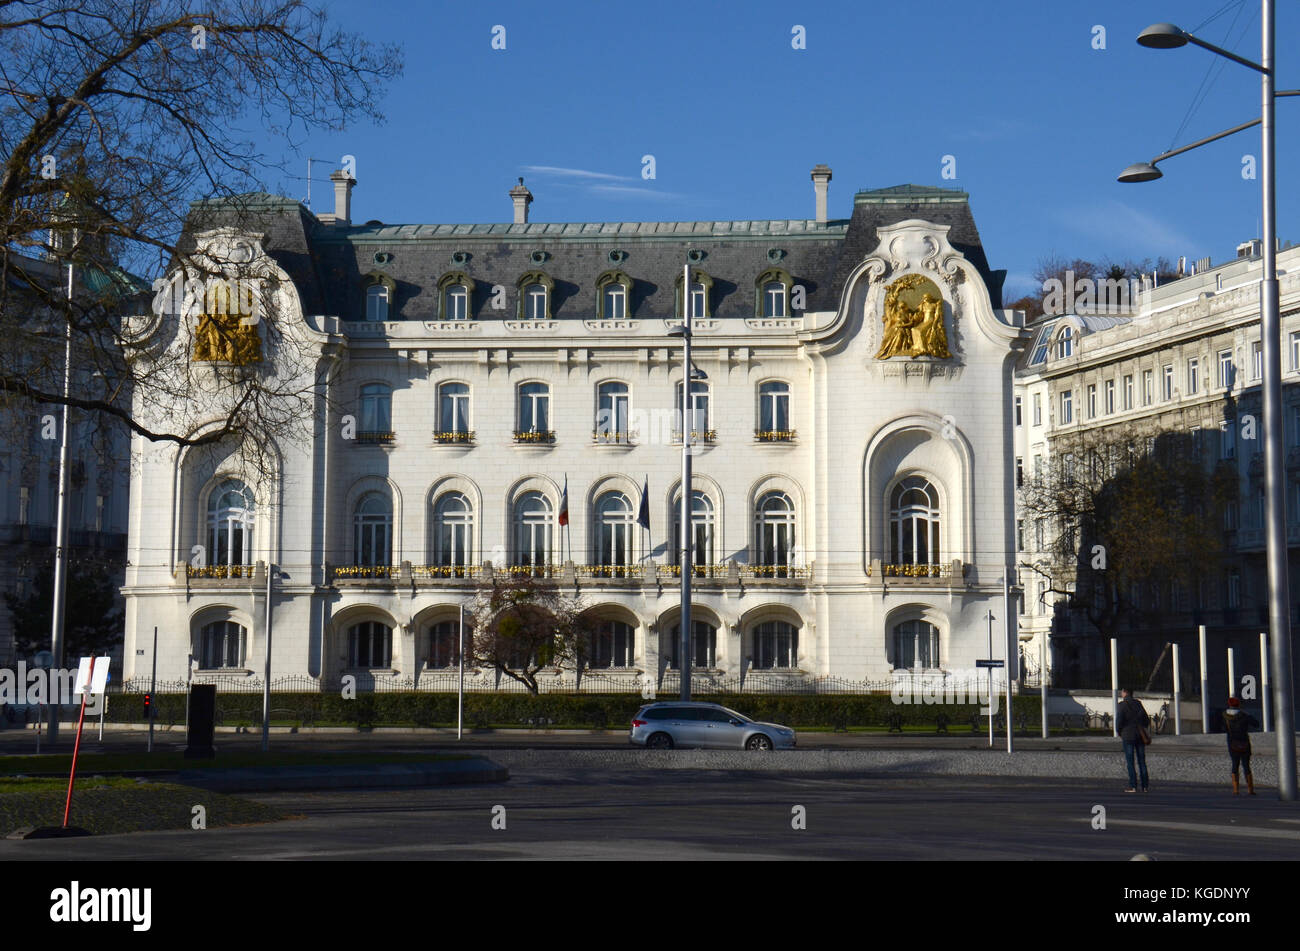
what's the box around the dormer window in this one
[365,284,389,321]
[675,270,713,319]
[1056,326,1074,359]
[517,270,554,320]
[437,271,473,320]
[755,268,794,318]
[595,270,634,320]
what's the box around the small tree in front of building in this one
[465,574,591,694]
[5,555,124,660]
[1018,426,1238,676]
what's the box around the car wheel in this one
[746,734,774,751]
[647,732,674,750]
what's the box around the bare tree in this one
[0,0,401,464]
[1018,426,1238,645]
[466,575,593,695]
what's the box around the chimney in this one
[509,177,533,224]
[810,164,832,224]
[319,169,355,226]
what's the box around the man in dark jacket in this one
[1116,687,1150,792]
[1224,696,1255,796]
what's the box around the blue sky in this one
[264,0,1300,302]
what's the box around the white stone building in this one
[120,169,1027,690]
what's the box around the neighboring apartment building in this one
[120,169,1028,690]
[0,251,133,666]
[1014,241,1300,688]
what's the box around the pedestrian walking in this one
[1116,687,1151,793]
[1224,696,1255,796]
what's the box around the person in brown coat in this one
[1224,696,1256,796]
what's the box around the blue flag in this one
[637,476,650,530]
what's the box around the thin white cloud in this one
[589,183,686,201]
[1056,200,1198,253]
[521,165,635,183]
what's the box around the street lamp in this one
[667,263,696,701]
[1121,3,1298,799]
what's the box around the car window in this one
[668,708,700,720]
[721,707,751,723]
[642,707,672,720]
[702,708,735,723]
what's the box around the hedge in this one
[101,692,1045,731]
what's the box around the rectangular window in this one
[1252,340,1263,380]
[1292,331,1300,372]
[1224,501,1238,531]
[1033,454,1043,478]
[1162,364,1174,401]
[1104,379,1115,415]
[1015,456,1024,487]
[1014,395,1022,427]
[1086,384,1097,419]
[1292,405,1300,447]
[1034,519,1045,551]
[1221,420,1236,459]
[1218,349,1235,388]
[1060,390,1073,424]
[1123,374,1134,410]
[1227,572,1241,609]
[1016,519,1024,552]
[1032,393,1042,427]
[1143,369,1154,406]
[1187,358,1199,395]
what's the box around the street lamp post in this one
[669,264,694,701]
[1122,4,1298,798]
[261,563,285,753]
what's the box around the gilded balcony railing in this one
[671,430,717,443]
[656,564,730,579]
[513,430,556,443]
[575,564,644,579]
[506,564,557,578]
[869,562,950,579]
[740,565,812,580]
[334,565,401,579]
[186,564,255,579]
[592,430,635,444]
[755,429,797,442]
[356,431,396,444]
[433,430,475,444]
[411,565,482,579]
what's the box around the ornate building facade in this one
[120,169,1026,690]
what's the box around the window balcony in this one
[185,564,256,580]
[592,430,636,445]
[513,430,556,444]
[740,565,812,581]
[576,564,645,580]
[506,564,558,579]
[656,564,730,580]
[866,559,965,585]
[355,431,395,444]
[433,430,475,444]
[410,564,482,581]
[671,430,717,444]
[333,564,401,581]
[755,429,797,442]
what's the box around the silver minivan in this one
[629,701,796,750]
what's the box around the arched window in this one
[525,283,547,319]
[365,284,389,321]
[588,619,634,668]
[354,492,393,567]
[595,491,635,573]
[755,491,795,575]
[444,283,469,320]
[762,282,787,318]
[438,382,471,436]
[674,379,710,438]
[675,270,713,319]
[672,491,715,568]
[427,619,463,668]
[358,383,392,436]
[755,268,793,319]
[889,477,940,566]
[758,381,791,434]
[206,479,254,567]
[517,382,550,436]
[513,490,553,571]
[200,620,246,669]
[595,381,630,442]
[1056,326,1074,359]
[434,492,473,572]
[349,621,392,668]
[603,283,626,319]
[665,620,717,669]
[752,620,798,669]
[892,619,939,669]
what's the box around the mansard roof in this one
[177,183,1003,321]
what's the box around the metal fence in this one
[100,671,1033,696]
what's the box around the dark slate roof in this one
[178,184,1003,320]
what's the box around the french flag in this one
[558,476,569,527]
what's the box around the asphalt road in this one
[3,763,1296,860]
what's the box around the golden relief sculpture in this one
[874,273,951,360]
[191,281,263,364]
